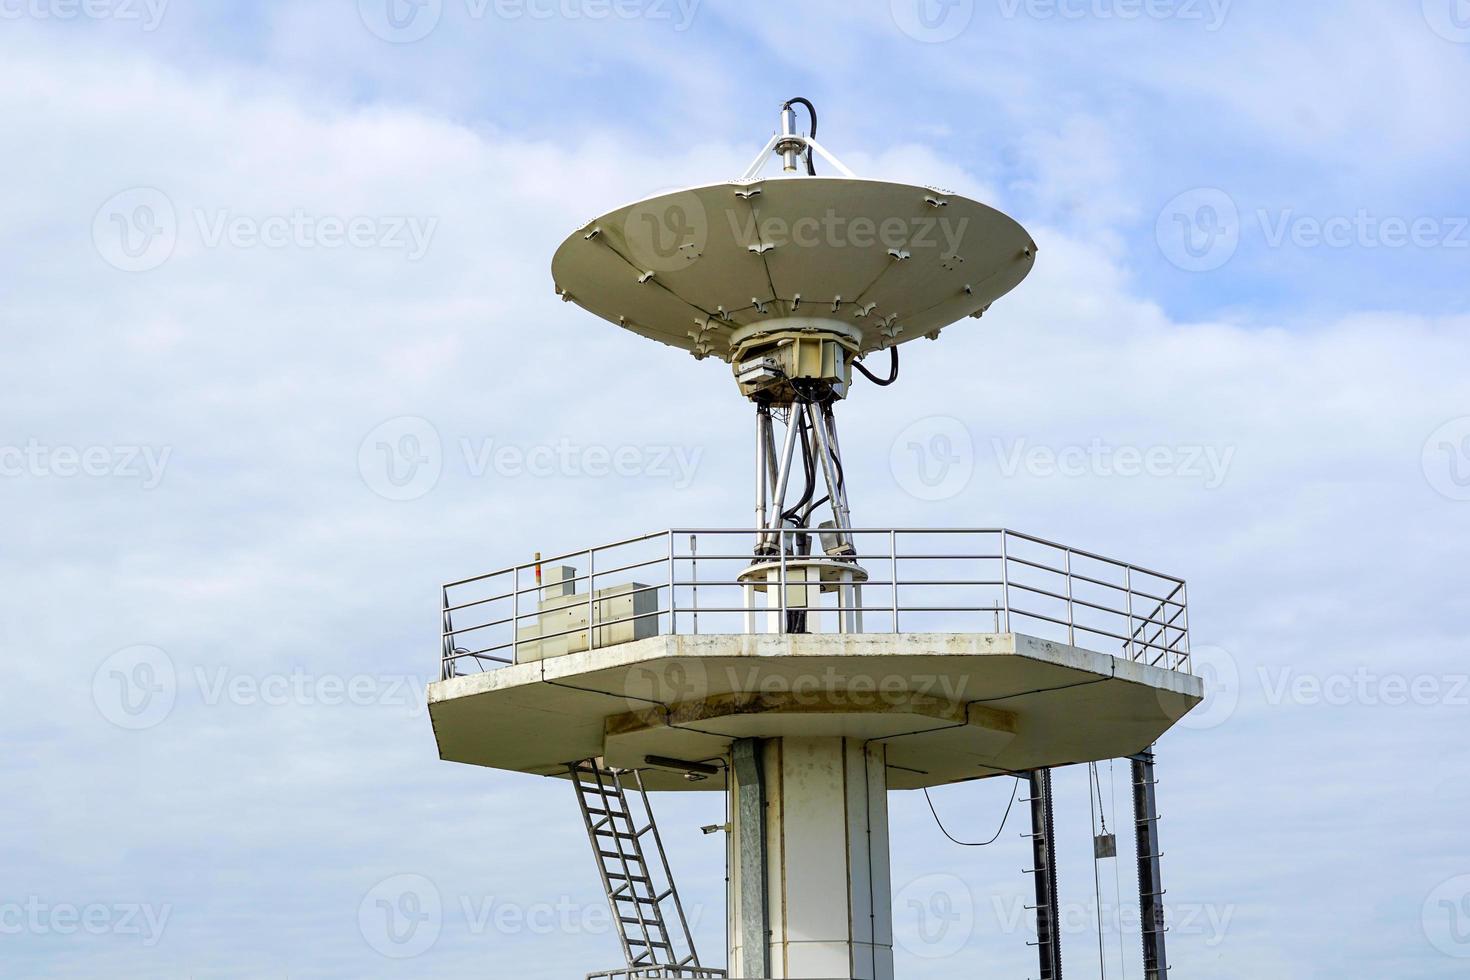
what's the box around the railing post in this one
[1064,548,1075,646]
[999,531,1012,633]
[587,547,596,651]
[1124,566,1135,661]
[441,585,452,680]
[690,533,699,636]
[1178,581,1191,672]
[511,568,519,666]
[889,529,899,633]
[778,527,788,633]
[668,531,676,636]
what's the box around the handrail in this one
[439,528,1190,680]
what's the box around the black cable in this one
[782,97,817,175]
[820,403,846,494]
[854,346,899,386]
[781,411,816,525]
[924,777,1021,847]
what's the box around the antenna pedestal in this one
[728,737,893,980]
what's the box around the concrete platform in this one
[428,632,1202,791]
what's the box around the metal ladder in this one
[571,759,722,980]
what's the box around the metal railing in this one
[586,969,726,980]
[440,528,1190,680]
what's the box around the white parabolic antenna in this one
[552,140,1036,365]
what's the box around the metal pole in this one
[822,404,856,545]
[1179,581,1191,671]
[1027,768,1063,980]
[889,530,899,633]
[779,103,798,172]
[510,570,519,666]
[999,531,1012,633]
[807,402,847,536]
[691,534,699,635]
[764,404,804,547]
[1125,566,1135,661]
[1132,748,1170,980]
[755,406,769,539]
[762,409,779,500]
[586,547,596,652]
[1064,548,1075,646]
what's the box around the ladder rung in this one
[586,807,628,818]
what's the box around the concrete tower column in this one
[728,737,893,980]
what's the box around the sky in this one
[1,0,1468,977]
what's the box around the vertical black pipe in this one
[1028,767,1064,979]
[1132,749,1170,980]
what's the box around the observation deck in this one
[428,528,1202,792]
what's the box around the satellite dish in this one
[552,101,1035,366]
[552,176,1036,362]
